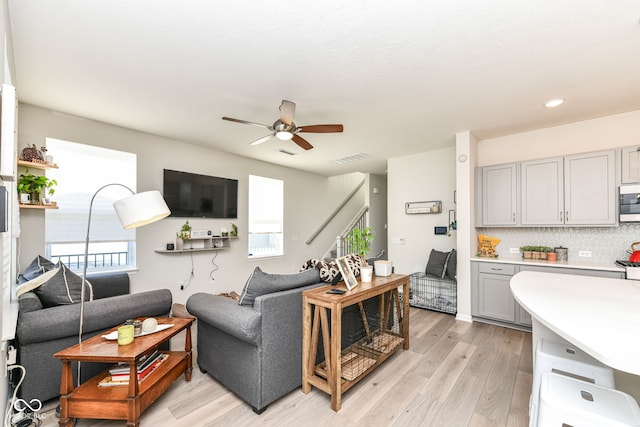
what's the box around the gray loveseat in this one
[16,272,173,403]
[186,265,381,414]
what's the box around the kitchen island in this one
[511,270,640,400]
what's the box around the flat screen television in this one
[163,169,238,219]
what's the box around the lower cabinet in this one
[472,261,624,330]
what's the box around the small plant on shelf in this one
[17,169,57,205]
[176,220,191,241]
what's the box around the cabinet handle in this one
[565,211,568,222]
[512,212,515,222]
[490,267,502,271]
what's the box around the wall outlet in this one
[578,250,592,257]
[509,248,520,254]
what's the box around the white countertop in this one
[511,270,640,375]
[472,256,625,273]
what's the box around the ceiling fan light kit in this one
[222,100,343,150]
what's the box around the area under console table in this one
[301,274,409,411]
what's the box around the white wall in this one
[17,104,366,304]
[477,110,640,166]
[387,147,456,274]
[366,173,387,259]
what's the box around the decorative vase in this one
[547,252,557,261]
[19,193,30,204]
[360,266,373,282]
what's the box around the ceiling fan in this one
[222,100,343,150]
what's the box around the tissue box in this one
[374,260,393,277]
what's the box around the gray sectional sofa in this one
[16,271,173,403]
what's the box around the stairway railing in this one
[321,205,368,261]
[305,179,365,245]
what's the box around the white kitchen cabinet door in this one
[564,150,616,225]
[622,146,640,184]
[481,163,518,226]
[521,157,564,225]
[476,273,516,323]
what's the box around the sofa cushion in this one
[18,255,56,284]
[238,266,321,306]
[425,249,451,279]
[31,263,93,308]
[446,249,457,281]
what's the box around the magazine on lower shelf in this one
[99,353,168,387]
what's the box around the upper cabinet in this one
[480,163,518,226]
[521,157,564,225]
[564,150,616,225]
[479,149,617,227]
[621,145,640,184]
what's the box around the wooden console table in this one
[54,317,193,427]
[302,274,410,411]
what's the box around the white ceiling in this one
[7,1,640,176]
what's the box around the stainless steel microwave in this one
[620,184,640,222]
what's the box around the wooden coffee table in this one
[54,317,194,427]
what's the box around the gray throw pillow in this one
[446,249,457,281]
[34,263,93,307]
[425,249,451,279]
[238,266,321,306]
[19,255,56,284]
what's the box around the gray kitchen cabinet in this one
[472,262,518,324]
[621,145,640,184]
[480,163,518,226]
[517,150,616,226]
[564,150,616,225]
[521,157,564,225]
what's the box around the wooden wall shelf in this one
[19,201,58,210]
[17,159,59,170]
[154,236,236,254]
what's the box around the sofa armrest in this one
[186,293,261,345]
[17,289,172,345]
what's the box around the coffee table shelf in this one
[55,317,193,427]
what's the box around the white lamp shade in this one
[112,190,170,229]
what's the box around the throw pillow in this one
[425,249,451,279]
[33,263,93,307]
[18,255,56,284]
[300,254,362,283]
[238,266,321,306]
[446,249,457,281]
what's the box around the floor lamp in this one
[77,184,170,382]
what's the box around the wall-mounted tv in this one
[163,169,238,219]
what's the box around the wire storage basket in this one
[318,298,404,382]
[408,272,457,314]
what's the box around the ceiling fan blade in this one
[222,116,271,129]
[292,134,313,150]
[279,100,296,125]
[249,134,275,146]
[297,124,344,133]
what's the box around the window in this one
[45,138,137,272]
[248,175,283,258]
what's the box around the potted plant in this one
[17,170,57,205]
[175,220,191,250]
[346,227,374,282]
[542,246,556,261]
[520,245,534,259]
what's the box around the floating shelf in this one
[18,159,59,170]
[154,236,237,254]
[19,201,58,210]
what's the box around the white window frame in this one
[248,175,284,259]
[44,138,137,273]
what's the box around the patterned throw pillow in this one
[300,254,362,282]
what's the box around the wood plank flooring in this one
[38,308,532,427]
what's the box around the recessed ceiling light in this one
[545,98,565,108]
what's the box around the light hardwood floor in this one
[38,308,532,427]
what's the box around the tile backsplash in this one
[476,224,640,263]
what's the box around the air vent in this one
[278,149,296,156]
[331,153,370,164]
